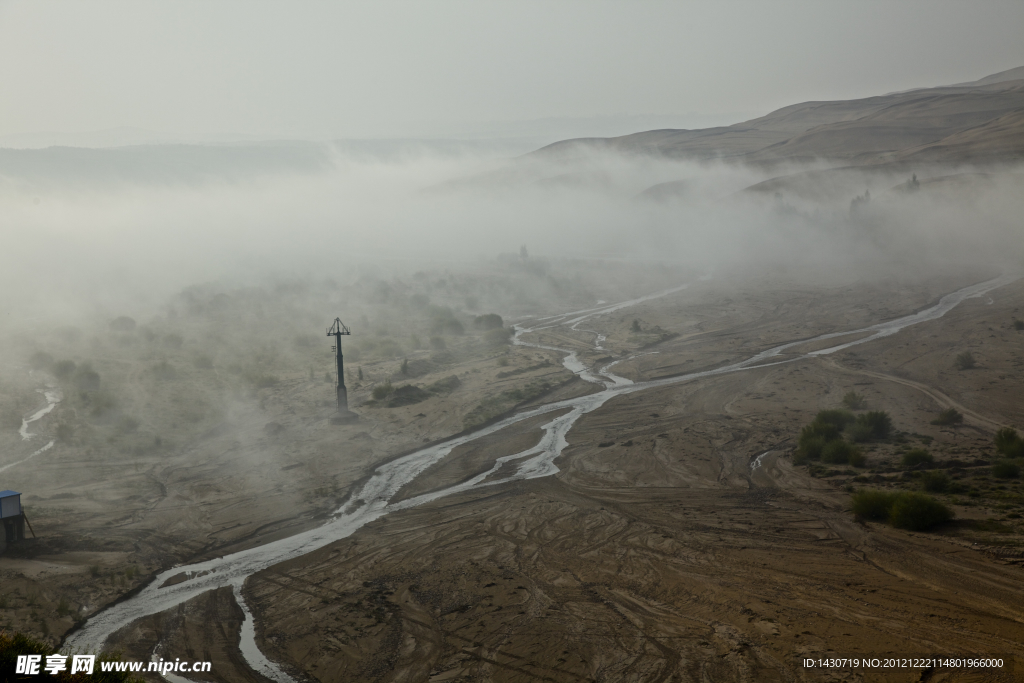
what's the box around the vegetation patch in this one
[793,409,880,467]
[931,408,964,426]
[901,448,934,468]
[994,428,1024,458]
[992,460,1021,479]
[851,489,953,530]
[842,391,867,410]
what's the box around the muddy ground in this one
[2,264,1023,682]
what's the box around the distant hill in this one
[529,67,1024,167]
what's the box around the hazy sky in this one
[2,0,1023,141]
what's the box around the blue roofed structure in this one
[0,489,26,554]
[0,490,21,517]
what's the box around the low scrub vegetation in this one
[918,470,952,493]
[992,459,1021,479]
[994,427,1024,458]
[851,489,953,530]
[794,409,891,466]
[901,448,934,468]
[930,408,963,426]
[841,391,867,410]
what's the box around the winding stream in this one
[64,272,1019,680]
[0,384,61,475]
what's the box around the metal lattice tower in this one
[327,317,352,413]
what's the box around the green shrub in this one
[631,319,642,333]
[371,380,393,400]
[855,411,892,440]
[931,408,963,426]
[797,433,828,460]
[851,490,953,530]
[842,391,867,410]
[994,428,1024,457]
[901,448,934,468]
[801,420,841,443]
[848,450,867,468]
[821,440,860,465]
[954,351,976,370]
[992,460,1021,479]
[815,409,856,429]
[1013,319,1024,331]
[920,470,951,492]
[851,490,899,521]
[846,421,875,443]
[888,492,954,530]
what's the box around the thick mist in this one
[2,145,1022,334]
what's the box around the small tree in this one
[371,380,393,401]
[994,428,1024,458]
[821,440,861,465]
[842,391,866,410]
[853,411,892,441]
[888,492,953,530]
[816,409,856,429]
[954,351,976,370]
[1013,318,1023,331]
[631,319,642,333]
[357,367,364,381]
[400,358,409,375]
[851,490,899,521]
